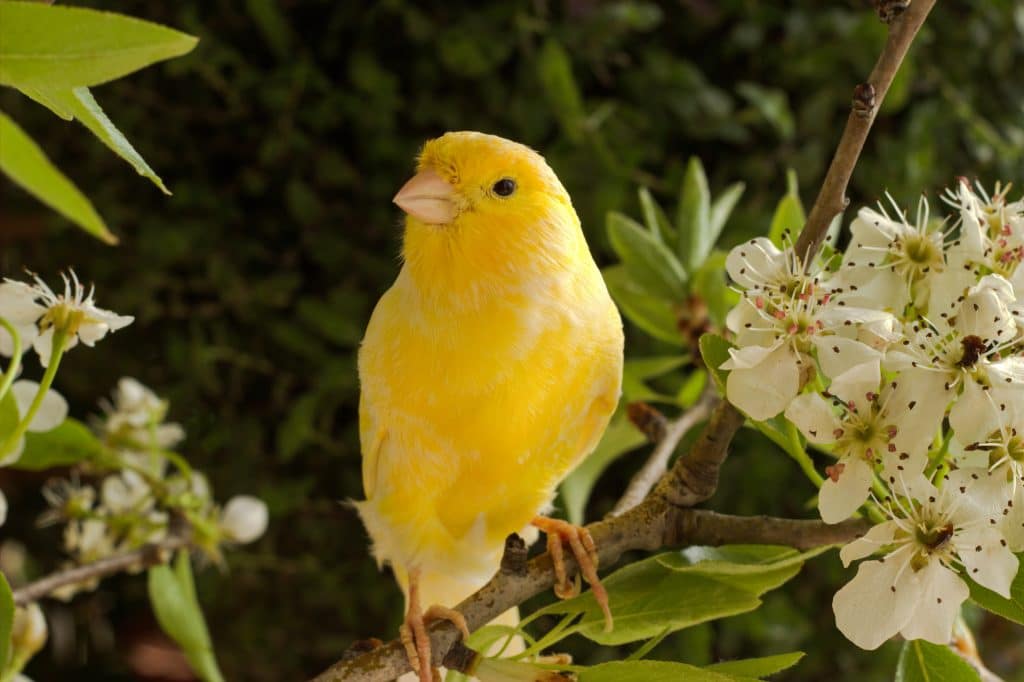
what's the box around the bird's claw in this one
[532,516,613,632]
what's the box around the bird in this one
[354,131,623,682]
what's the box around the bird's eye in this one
[492,178,516,197]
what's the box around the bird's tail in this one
[398,570,524,682]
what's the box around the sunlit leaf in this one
[638,187,674,244]
[14,418,105,471]
[768,170,805,248]
[0,110,114,243]
[0,572,13,670]
[0,2,198,89]
[604,265,682,345]
[21,86,169,193]
[676,157,711,271]
[707,182,745,249]
[580,660,756,682]
[705,652,805,677]
[698,334,733,396]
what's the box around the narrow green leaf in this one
[622,356,689,403]
[676,370,708,408]
[967,553,1024,625]
[676,157,711,271]
[707,182,745,248]
[607,212,687,300]
[581,660,756,682]
[895,640,980,682]
[603,266,681,344]
[24,87,169,193]
[560,412,646,524]
[698,333,734,396]
[638,187,674,244]
[0,572,13,670]
[148,553,225,682]
[538,39,585,143]
[706,652,805,677]
[0,110,115,243]
[0,2,198,89]
[14,418,104,470]
[691,250,736,327]
[768,170,805,248]
[534,545,820,645]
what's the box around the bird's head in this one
[394,132,583,295]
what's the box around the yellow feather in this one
[356,131,623,603]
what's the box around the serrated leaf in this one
[676,157,712,270]
[967,553,1024,625]
[603,265,681,345]
[768,171,805,248]
[560,412,645,524]
[14,418,104,470]
[705,652,805,677]
[581,660,756,682]
[0,572,13,670]
[895,640,981,682]
[22,86,169,193]
[148,553,225,682]
[0,2,198,89]
[638,187,674,244]
[0,110,114,243]
[607,212,687,300]
[534,545,820,645]
[698,333,734,396]
[538,39,585,143]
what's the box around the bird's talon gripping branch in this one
[532,516,612,632]
[401,570,469,682]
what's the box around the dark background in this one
[1,1,1023,679]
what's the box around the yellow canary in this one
[355,131,623,681]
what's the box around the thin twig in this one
[794,0,937,261]
[610,391,717,516]
[310,506,868,682]
[11,536,189,606]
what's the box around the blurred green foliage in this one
[2,1,1023,679]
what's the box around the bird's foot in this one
[531,516,612,632]
[400,573,470,682]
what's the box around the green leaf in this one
[0,390,18,443]
[0,571,13,670]
[691,250,735,327]
[148,553,225,682]
[0,110,115,243]
[276,392,319,462]
[0,2,198,89]
[622,355,689,403]
[560,412,645,524]
[768,170,805,248]
[581,660,756,682]
[538,39,585,143]
[895,640,981,682]
[604,266,681,345]
[705,652,805,677]
[13,418,105,471]
[638,187,674,244]
[533,545,824,645]
[707,182,745,248]
[967,553,1024,625]
[676,157,712,271]
[21,87,169,193]
[698,333,734,396]
[607,212,687,300]
[676,370,708,408]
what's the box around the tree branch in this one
[311,506,868,682]
[11,535,189,606]
[610,391,717,516]
[794,0,936,261]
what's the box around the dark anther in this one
[875,0,911,23]
[500,533,528,575]
[852,83,876,119]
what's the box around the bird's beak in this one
[393,168,458,224]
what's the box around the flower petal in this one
[726,345,800,421]
[11,380,67,432]
[839,520,899,567]
[812,336,881,386]
[832,545,920,650]
[898,561,969,644]
[785,392,840,444]
[954,525,1019,597]
[819,455,874,524]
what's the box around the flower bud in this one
[220,495,268,544]
[11,603,48,661]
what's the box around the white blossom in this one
[100,377,185,450]
[220,495,268,544]
[0,488,7,527]
[833,477,1018,649]
[0,271,133,367]
[10,603,47,660]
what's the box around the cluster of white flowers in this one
[722,180,1024,649]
